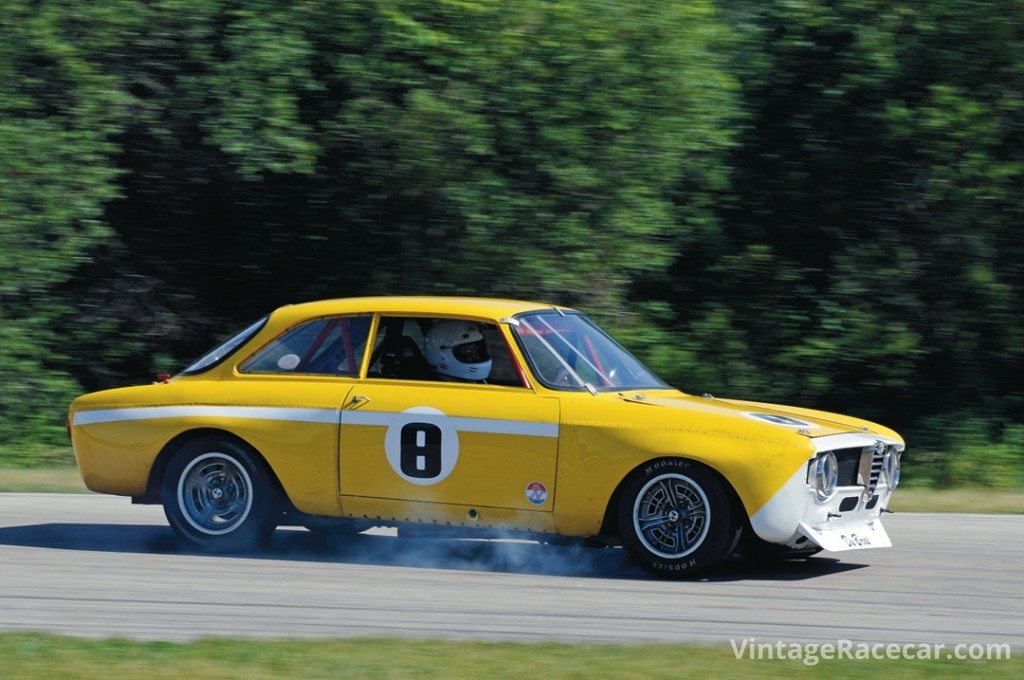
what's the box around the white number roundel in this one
[384,406,460,485]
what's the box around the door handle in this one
[349,395,370,407]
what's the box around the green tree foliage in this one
[0,0,1020,484]
[637,0,1024,483]
[65,0,734,363]
[0,1,127,451]
[1,0,737,450]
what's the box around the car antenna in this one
[552,306,565,317]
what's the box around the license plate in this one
[798,518,892,551]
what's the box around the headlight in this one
[810,451,839,500]
[882,448,901,489]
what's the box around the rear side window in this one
[180,316,269,375]
[240,315,372,376]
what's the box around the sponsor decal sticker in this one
[525,481,548,505]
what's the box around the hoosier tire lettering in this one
[617,458,738,578]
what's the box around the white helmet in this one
[424,320,492,381]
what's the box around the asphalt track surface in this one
[0,493,1021,645]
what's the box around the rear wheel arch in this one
[160,434,277,551]
[143,428,291,512]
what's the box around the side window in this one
[240,315,372,376]
[368,316,524,387]
[368,318,435,380]
[480,325,523,387]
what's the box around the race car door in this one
[338,319,559,513]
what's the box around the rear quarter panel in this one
[70,376,355,516]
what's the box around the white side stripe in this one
[341,411,395,427]
[342,410,558,438]
[449,416,558,438]
[74,405,559,438]
[73,406,339,426]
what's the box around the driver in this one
[424,320,492,382]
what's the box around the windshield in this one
[180,315,268,375]
[512,311,667,391]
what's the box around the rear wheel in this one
[617,458,739,577]
[161,436,277,551]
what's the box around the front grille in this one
[826,444,886,494]
[867,445,885,494]
[834,448,862,486]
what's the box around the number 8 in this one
[399,422,443,478]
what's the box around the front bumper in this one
[795,483,894,551]
[749,433,901,551]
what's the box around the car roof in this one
[270,296,574,325]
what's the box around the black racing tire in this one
[161,436,277,552]
[617,458,739,578]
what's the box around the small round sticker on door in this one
[525,482,548,505]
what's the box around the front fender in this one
[552,410,812,536]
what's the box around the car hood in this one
[623,391,899,442]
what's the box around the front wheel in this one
[617,458,739,578]
[161,436,277,552]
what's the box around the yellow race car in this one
[69,296,903,577]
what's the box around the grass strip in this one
[887,488,1024,514]
[0,466,87,493]
[0,633,1019,679]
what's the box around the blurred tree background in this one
[0,0,1021,486]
